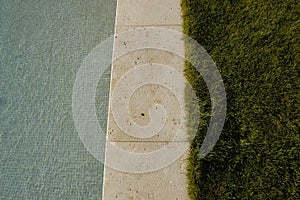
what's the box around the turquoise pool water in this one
[0,0,116,199]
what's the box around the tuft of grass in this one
[181,0,300,199]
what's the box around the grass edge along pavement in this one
[181,0,300,199]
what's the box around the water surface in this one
[0,0,116,198]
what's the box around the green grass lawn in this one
[181,0,300,199]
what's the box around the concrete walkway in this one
[102,0,189,199]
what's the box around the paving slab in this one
[115,0,182,26]
[102,0,189,199]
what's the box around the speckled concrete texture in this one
[102,0,189,199]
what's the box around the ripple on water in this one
[0,97,6,106]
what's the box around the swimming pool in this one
[0,0,116,198]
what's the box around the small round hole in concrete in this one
[141,113,145,117]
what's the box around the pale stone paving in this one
[102,1,189,199]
